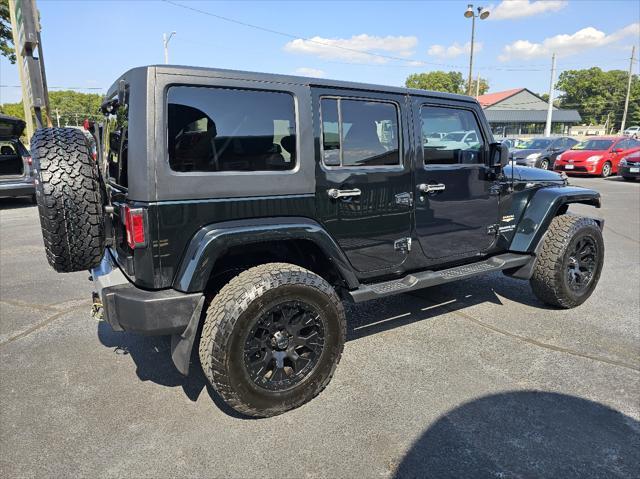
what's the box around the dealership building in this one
[477,88,582,138]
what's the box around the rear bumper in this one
[91,251,202,335]
[0,179,35,198]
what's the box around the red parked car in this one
[554,136,640,177]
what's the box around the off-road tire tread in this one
[530,215,603,308]
[31,128,104,272]
[199,263,346,417]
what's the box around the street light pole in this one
[163,31,176,64]
[467,13,476,96]
[465,4,490,96]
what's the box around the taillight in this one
[123,205,146,249]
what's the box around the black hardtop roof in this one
[107,64,478,105]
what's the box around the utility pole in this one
[544,53,557,137]
[55,109,60,127]
[620,45,636,134]
[163,31,176,64]
[8,0,34,140]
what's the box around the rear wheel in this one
[600,161,612,178]
[199,263,346,417]
[31,128,104,272]
[530,215,604,308]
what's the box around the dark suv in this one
[31,66,604,417]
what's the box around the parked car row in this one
[502,134,640,180]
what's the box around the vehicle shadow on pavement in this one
[96,322,248,418]
[96,275,549,418]
[393,391,640,479]
[346,274,548,342]
[0,197,36,209]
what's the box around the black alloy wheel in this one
[199,263,346,417]
[565,236,598,294]
[243,300,326,391]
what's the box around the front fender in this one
[509,186,601,253]
[172,217,359,292]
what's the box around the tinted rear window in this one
[168,86,296,172]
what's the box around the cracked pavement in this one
[0,176,638,478]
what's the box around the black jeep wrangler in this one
[31,66,604,417]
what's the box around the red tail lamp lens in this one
[124,206,146,249]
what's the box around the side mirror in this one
[613,148,624,153]
[489,142,509,168]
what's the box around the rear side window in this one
[104,99,129,188]
[321,97,400,168]
[420,106,484,166]
[168,86,296,172]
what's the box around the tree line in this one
[405,68,639,131]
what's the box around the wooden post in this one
[8,0,34,141]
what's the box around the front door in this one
[413,100,500,261]
[313,89,413,274]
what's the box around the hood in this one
[505,165,565,184]
[511,148,542,159]
[0,114,26,138]
[559,149,608,161]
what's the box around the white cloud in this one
[284,34,418,64]
[489,1,568,20]
[294,67,326,78]
[427,42,482,59]
[499,23,640,61]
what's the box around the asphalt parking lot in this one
[1,175,638,478]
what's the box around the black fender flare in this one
[172,217,359,293]
[509,186,602,254]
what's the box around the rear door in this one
[313,88,413,274]
[412,99,500,261]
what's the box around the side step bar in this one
[347,253,532,303]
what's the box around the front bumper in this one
[618,164,640,178]
[0,179,35,198]
[91,251,202,335]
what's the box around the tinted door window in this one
[320,97,400,167]
[420,106,484,165]
[168,86,296,172]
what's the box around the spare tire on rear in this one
[31,128,105,273]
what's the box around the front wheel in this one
[530,215,604,308]
[199,263,346,417]
[537,158,550,170]
[600,161,612,178]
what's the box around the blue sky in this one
[1,0,639,105]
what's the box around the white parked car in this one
[623,126,640,137]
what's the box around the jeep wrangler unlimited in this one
[31,66,604,417]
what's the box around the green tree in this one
[467,77,490,96]
[405,71,465,94]
[0,0,16,63]
[48,90,103,126]
[1,90,104,125]
[555,67,640,131]
[406,71,489,96]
